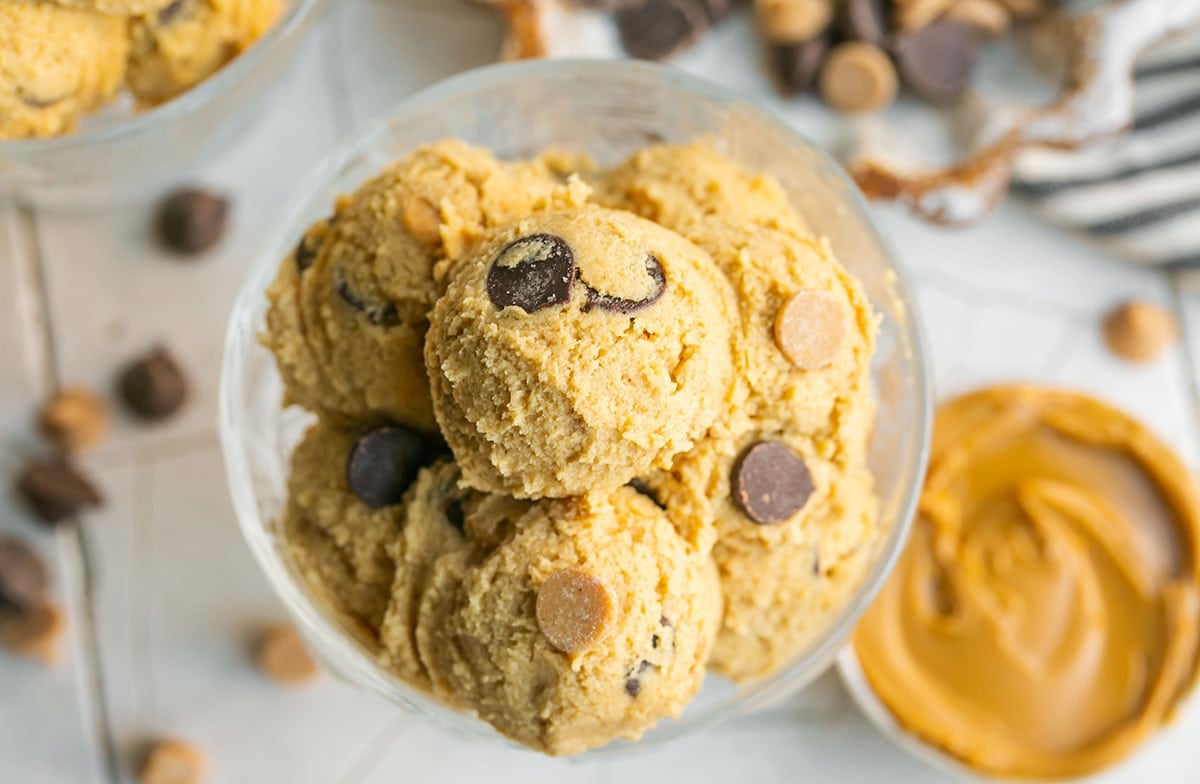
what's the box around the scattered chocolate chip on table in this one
[156,187,230,255]
[0,535,50,613]
[118,346,189,421]
[15,458,104,526]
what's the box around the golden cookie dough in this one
[0,0,129,140]
[264,141,589,431]
[596,142,811,240]
[426,206,736,499]
[855,386,1200,780]
[56,0,174,14]
[126,0,284,106]
[415,487,721,755]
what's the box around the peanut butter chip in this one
[755,0,833,42]
[818,41,898,113]
[945,0,1011,37]
[400,196,442,246]
[257,623,319,684]
[140,739,207,784]
[0,602,65,665]
[38,386,110,452]
[536,569,612,653]
[1103,300,1178,364]
[895,0,956,31]
[774,289,846,369]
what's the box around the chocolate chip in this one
[628,478,667,510]
[839,0,890,46]
[651,633,660,648]
[617,0,708,60]
[0,536,49,612]
[732,441,814,524]
[293,222,325,274]
[156,188,229,255]
[487,234,577,314]
[583,255,666,314]
[16,459,103,526]
[345,426,427,508]
[118,347,188,421]
[894,21,980,103]
[773,38,830,94]
[335,269,400,327]
[156,0,190,24]
[625,677,642,697]
[699,0,732,22]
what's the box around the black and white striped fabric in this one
[1011,29,1200,268]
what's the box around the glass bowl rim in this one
[218,57,933,750]
[0,0,328,154]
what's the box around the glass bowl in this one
[0,0,330,208]
[218,58,932,754]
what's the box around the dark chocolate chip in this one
[156,0,190,25]
[627,478,667,510]
[293,221,326,274]
[732,440,814,524]
[487,234,577,314]
[618,0,708,61]
[0,535,49,612]
[346,426,428,508]
[699,0,732,23]
[335,269,401,327]
[156,188,229,255]
[894,21,980,104]
[651,633,660,649]
[625,677,641,697]
[773,37,830,95]
[660,616,672,628]
[839,0,890,46]
[582,255,666,314]
[16,459,103,526]
[118,347,188,421]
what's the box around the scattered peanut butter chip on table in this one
[945,0,1011,37]
[257,623,319,685]
[894,0,956,31]
[755,0,833,42]
[618,0,709,60]
[0,602,65,665]
[38,386,110,452]
[119,346,189,421]
[536,569,613,653]
[819,41,898,113]
[732,440,814,524]
[16,458,103,526]
[0,535,49,612]
[1103,300,1179,363]
[140,739,207,784]
[774,288,846,369]
[837,0,889,45]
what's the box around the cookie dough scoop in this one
[425,207,736,498]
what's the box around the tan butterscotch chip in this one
[819,42,899,113]
[0,602,65,665]
[895,0,956,30]
[38,387,110,453]
[400,196,443,246]
[755,0,833,42]
[774,289,846,368]
[140,739,206,784]
[535,569,613,654]
[1103,300,1179,364]
[945,0,1011,37]
[256,623,319,685]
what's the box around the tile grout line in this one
[1168,268,1200,464]
[14,205,122,784]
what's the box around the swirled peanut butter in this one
[855,386,1200,780]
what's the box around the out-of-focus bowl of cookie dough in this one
[0,0,329,208]
[219,59,932,752]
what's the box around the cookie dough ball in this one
[597,142,810,240]
[426,207,736,498]
[263,142,588,430]
[0,1,128,140]
[283,422,407,643]
[415,487,722,755]
[126,0,284,106]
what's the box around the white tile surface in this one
[2,3,1200,782]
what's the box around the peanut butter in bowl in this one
[852,385,1200,781]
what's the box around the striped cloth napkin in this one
[1011,27,1200,268]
